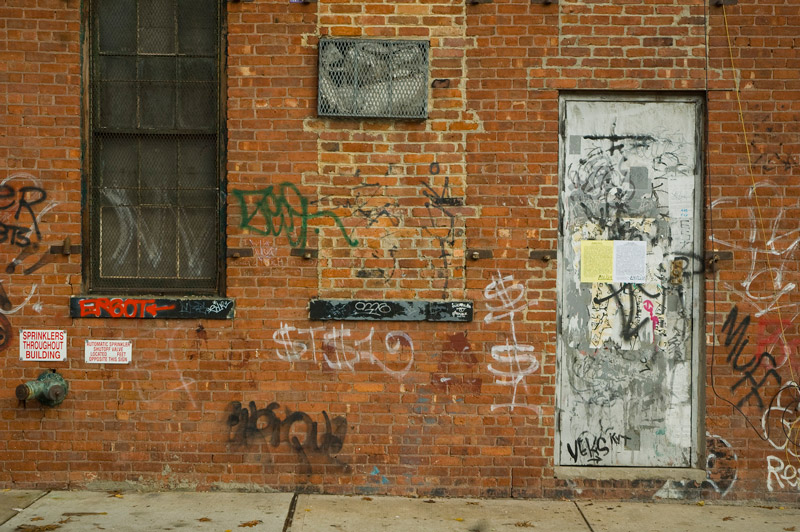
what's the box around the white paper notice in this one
[85,340,132,364]
[20,330,67,361]
[669,176,693,219]
[613,240,647,283]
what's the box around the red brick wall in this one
[1,0,799,502]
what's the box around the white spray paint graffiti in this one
[273,323,414,380]
[248,238,285,268]
[767,455,800,492]
[130,357,199,410]
[710,181,800,319]
[761,381,800,458]
[484,271,540,414]
[654,433,738,499]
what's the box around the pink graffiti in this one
[643,300,659,334]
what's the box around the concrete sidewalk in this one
[2,490,799,532]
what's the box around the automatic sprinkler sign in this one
[20,330,67,361]
[84,339,132,364]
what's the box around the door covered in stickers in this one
[557,94,703,467]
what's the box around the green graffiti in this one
[232,182,358,248]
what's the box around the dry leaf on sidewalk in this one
[239,520,262,528]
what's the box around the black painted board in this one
[428,301,473,322]
[70,296,234,319]
[309,299,473,322]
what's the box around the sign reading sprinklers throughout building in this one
[20,330,67,361]
[85,340,132,364]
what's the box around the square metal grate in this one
[318,38,429,119]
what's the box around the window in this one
[89,0,223,293]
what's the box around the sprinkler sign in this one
[85,340,132,364]
[20,330,67,361]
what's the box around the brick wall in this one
[1,0,799,502]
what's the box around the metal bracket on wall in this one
[529,250,556,263]
[712,0,737,5]
[467,249,493,261]
[704,250,733,272]
[467,0,492,4]
[226,248,254,259]
[531,0,557,4]
[290,248,318,260]
[49,238,81,256]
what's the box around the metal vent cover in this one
[318,38,429,119]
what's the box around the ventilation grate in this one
[318,38,429,119]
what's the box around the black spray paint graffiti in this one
[342,177,401,283]
[720,305,782,410]
[421,162,460,298]
[566,136,689,240]
[566,429,631,464]
[233,182,358,249]
[592,283,662,346]
[226,401,349,475]
[0,184,47,248]
[0,177,55,275]
[0,173,61,351]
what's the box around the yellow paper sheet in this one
[581,240,613,283]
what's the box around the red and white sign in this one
[85,339,132,364]
[20,330,67,361]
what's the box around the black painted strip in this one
[70,296,234,319]
[309,299,473,322]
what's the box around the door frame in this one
[554,91,706,470]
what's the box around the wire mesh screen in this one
[318,39,429,119]
[90,0,221,293]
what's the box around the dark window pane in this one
[98,56,136,81]
[139,0,176,54]
[140,137,178,191]
[178,58,216,82]
[179,208,215,278]
[178,189,217,207]
[178,0,216,55]
[140,188,178,206]
[139,56,176,81]
[139,207,178,277]
[98,0,136,53]
[100,204,138,277]
[140,82,176,129]
[96,136,138,189]
[177,84,214,130]
[178,83,217,131]
[97,82,137,128]
[180,137,216,189]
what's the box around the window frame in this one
[82,0,227,296]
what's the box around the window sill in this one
[70,296,234,319]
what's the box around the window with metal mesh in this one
[89,0,222,293]
[318,39,429,119]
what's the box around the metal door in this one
[556,94,703,467]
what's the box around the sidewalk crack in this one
[282,492,299,532]
[573,501,595,532]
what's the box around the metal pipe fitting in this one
[16,370,69,407]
